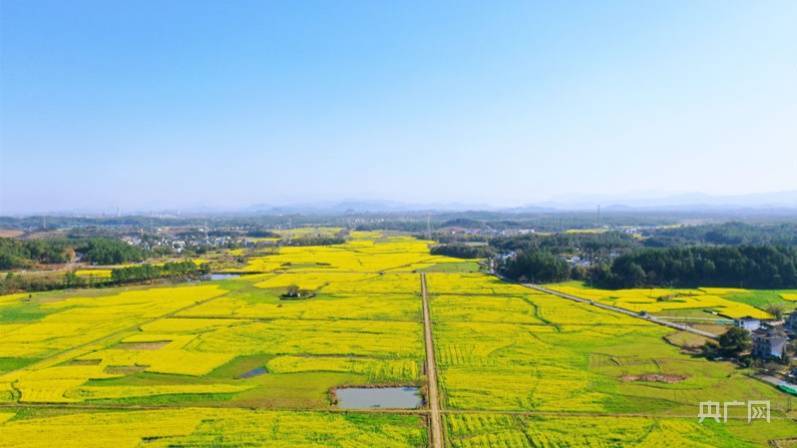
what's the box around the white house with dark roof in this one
[752,325,788,360]
[736,316,762,332]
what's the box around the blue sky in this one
[1,0,795,214]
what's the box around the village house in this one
[735,316,762,332]
[752,324,788,360]
[786,312,797,334]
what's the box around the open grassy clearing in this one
[429,272,797,446]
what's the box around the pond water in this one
[237,367,267,379]
[335,387,422,409]
[205,273,241,281]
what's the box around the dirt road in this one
[421,273,443,448]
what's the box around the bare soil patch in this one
[621,373,687,383]
[0,229,24,238]
[104,365,148,374]
[114,341,170,350]
[65,359,102,366]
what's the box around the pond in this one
[335,387,422,409]
[237,367,267,379]
[204,273,241,281]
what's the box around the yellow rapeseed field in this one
[3,232,795,446]
[548,281,772,319]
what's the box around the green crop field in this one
[1,232,795,446]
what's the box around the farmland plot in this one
[2,233,796,446]
[430,273,797,446]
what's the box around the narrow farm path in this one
[421,273,444,448]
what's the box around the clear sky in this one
[1,0,795,214]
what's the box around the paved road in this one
[525,284,719,339]
[421,273,443,448]
[756,374,785,388]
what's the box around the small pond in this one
[335,387,422,409]
[205,273,241,281]
[237,367,267,379]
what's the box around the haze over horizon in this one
[2,1,796,214]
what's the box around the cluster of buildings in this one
[735,314,795,362]
[121,228,247,254]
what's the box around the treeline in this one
[592,245,797,289]
[498,251,571,283]
[500,245,797,289]
[0,238,72,269]
[0,237,148,269]
[283,236,346,246]
[643,222,797,248]
[246,229,281,238]
[2,271,71,294]
[430,243,494,259]
[77,238,146,265]
[2,261,211,294]
[109,260,210,283]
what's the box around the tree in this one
[499,250,570,283]
[766,305,784,321]
[717,327,752,358]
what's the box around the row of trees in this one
[430,243,494,259]
[498,245,797,289]
[283,236,346,246]
[2,261,211,294]
[109,261,210,283]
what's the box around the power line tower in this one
[426,214,432,240]
[596,204,601,226]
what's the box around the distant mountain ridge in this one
[246,191,797,214]
[532,190,797,211]
[4,191,796,217]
